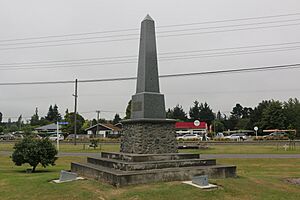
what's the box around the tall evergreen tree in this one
[53,104,62,122]
[46,104,61,122]
[167,104,187,121]
[261,100,286,129]
[0,112,2,123]
[231,103,244,119]
[113,114,121,124]
[124,100,132,119]
[198,102,215,126]
[189,100,201,120]
[30,107,40,126]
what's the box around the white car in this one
[48,134,64,141]
[176,134,201,140]
[224,133,247,141]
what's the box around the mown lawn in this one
[0,155,300,200]
[1,142,300,154]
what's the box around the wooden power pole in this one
[73,79,78,145]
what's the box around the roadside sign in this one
[58,122,68,125]
[194,120,200,127]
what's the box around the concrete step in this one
[71,162,236,187]
[100,151,200,162]
[87,156,216,171]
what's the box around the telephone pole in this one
[96,110,100,138]
[73,79,78,145]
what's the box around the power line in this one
[2,18,300,47]
[1,20,300,51]
[0,63,299,86]
[1,45,300,71]
[1,12,300,43]
[1,41,300,67]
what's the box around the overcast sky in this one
[1,0,300,122]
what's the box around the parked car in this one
[224,133,247,141]
[0,133,16,140]
[176,134,201,140]
[48,134,64,141]
[263,132,288,139]
[215,132,224,139]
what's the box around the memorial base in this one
[120,119,177,154]
[71,152,236,187]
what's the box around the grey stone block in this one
[192,175,209,186]
[59,170,77,182]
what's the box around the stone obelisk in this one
[121,15,177,154]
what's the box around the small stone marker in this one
[52,170,84,183]
[183,175,218,189]
[192,175,209,186]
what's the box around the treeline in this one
[166,98,300,137]
[0,105,122,136]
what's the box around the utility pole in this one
[96,110,100,138]
[73,79,78,145]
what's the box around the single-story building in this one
[85,123,121,138]
[35,123,62,135]
[175,121,207,135]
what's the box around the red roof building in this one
[175,121,208,135]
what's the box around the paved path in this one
[1,151,299,158]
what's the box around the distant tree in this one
[198,102,215,126]
[92,119,98,125]
[249,100,272,129]
[52,104,62,122]
[261,100,286,130]
[7,124,19,133]
[39,117,50,126]
[46,105,54,121]
[283,98,300,137]
[124,100,132,119]
[65,108,69,115]
[0,112,2,123]
[231,103,244,119]
[241,107,253,118]
[167,104,187,121]
[46,104,61,122]
[235,118,251,130]
[0,126,3,133]
[21,125,34,136]
[17,115,22,130]
[189,100,201,120]
[82,120,91,130]
[212,120,225,132]
[216,111,223,120]
[12,137,57,172]
[30,107,40,126]
[113,114,122,124]
[63,112,85,135]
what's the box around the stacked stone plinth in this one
[120,119,177,154]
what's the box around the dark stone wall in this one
[120,121,177,154]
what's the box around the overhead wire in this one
[2,18,300,47]
[1,12,300,43]
[1,41,300,67]
[0,63,299,86]
[0,44,300,71]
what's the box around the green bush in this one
[12,137,57,172]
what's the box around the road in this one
[1,151,300,158]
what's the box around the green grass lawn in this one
[1,142,300,154]
[0,155,299,200]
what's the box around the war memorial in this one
[71,15,236,187]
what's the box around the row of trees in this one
[0,104,122,137]
[166,98,300,137]
[2,97,300,137]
